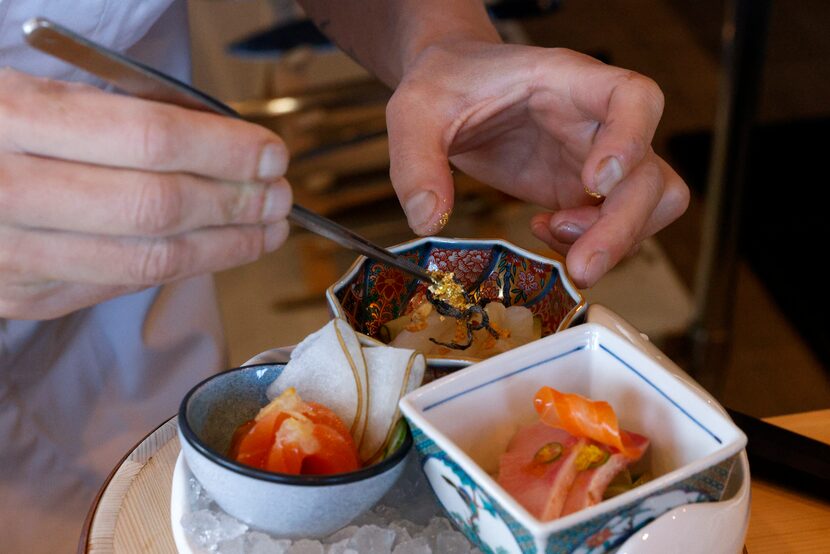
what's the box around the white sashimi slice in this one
[389,309,455,354]
[467,303,536,358]
[267,318,368,447]
[360,348,425,462]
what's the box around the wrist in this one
[395,6,501,83]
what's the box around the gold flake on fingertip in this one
[584,187,606,201]
[438,211,451,228]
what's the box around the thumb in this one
[386,94,455,235]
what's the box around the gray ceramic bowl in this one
[178,363,412,538]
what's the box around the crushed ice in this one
[182,452,481,553]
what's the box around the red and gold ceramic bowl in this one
[326,237,586,369]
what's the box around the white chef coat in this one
[0,1,226,551]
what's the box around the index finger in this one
[577,68,664,197]
[0,69,288,182]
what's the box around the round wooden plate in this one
[80,416,180,554]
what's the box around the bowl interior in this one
[185,364,283,455]
[401,323,747,519]
[329,238,585,355]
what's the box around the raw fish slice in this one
[389,310,456,355]
[561,432,650,516]
[267,416,360,475]
[471,303,537,358]
[503,305,536,344]
[535,386,642,457]
[497,422,587,521]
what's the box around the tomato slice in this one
[533,386,638,458]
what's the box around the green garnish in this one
[533,442,564,464]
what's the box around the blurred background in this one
[186,0,829,418]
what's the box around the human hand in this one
[385,42,689,288]
[0,69,292,319]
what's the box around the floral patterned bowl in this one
[326,237,586,368]
[398,318,748,554]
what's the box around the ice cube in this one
[392,536,432,554]
[187,477,214,511]
[288,539,325,554]
[326,539,359,554]
[391,519,423,539]
[389,519,424,538]
[217,535,245,554]
[348,525,396,554]
[247,532,291,554]
[388,521,412,546]
[436,530,471,554]
[419,517,453,548]
[181,509,248,549]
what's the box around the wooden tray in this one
[79,411,830,553]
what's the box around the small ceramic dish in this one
[178,363,412,538]
[398,321,747,554]
[326,237,586,369]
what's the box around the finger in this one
[531,206,602,247]
[0,221,290,286]
[635,156,690,239]
[386,87,455,235]
[530,213,575,256]
[532,157,687,280]
[0,69,288,182]
[579,70,664,197]
[0,153,293,235]
[566,155,664,287]
[0,279,140,320]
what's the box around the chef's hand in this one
[386,42,689,288]
[0,69,292,319]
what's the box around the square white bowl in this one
[399,322,747,554]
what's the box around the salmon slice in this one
[497,421,588,521]
[561,431,650,516]
[534,387,643,459]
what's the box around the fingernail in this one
[261,180,293,222]
[403,191,438,231]
[264,221,290,252]
[593,156,623,196]
[583,251,609,287]
[552,222,585,244]
[257,143,287,181]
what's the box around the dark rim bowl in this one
[178,363,413,487]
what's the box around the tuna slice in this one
[560,431,650,516]
[497,422,588,520]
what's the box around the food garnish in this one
[533,386,642,459]
[385,298,541,358]
[265,318,425,465]
[423,270,503,350]
[497,387,650,521]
